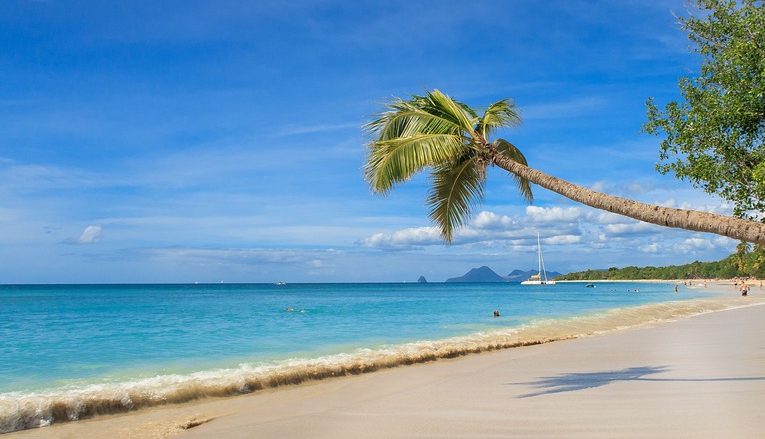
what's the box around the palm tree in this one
[364,90,765,245]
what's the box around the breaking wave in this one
[1,296,761,433]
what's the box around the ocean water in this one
[0,282,721,431]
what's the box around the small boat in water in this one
[585,283,595,288]
[275,281,287,286]
[521,233,556,285]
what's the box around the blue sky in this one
[0,0,738,283]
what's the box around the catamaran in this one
[520,233,556,285]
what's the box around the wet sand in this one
[10,291,765,438]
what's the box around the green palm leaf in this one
[494,138,533,202]
[427,152,486,243]
[365,132,467,193]
[478,99,521,138]
[423,90,478,134]
[367,108,462,141]
[365,90,479,194]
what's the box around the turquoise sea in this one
[0,282,713,432]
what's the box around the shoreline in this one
[9,292,765,438]
[4,283,761,436]
[556,278,746,284]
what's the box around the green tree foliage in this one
[557,246,765,280]
[644,0,765,218]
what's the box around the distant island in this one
[417,276,427,283]
[557,249,765,280]
[446,266,506,283]
[445,266,563,283]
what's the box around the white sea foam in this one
[1,296,760,433]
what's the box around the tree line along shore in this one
[557,246,765,281]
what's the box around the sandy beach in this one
[9,289,765,438]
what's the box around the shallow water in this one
[0,282,723,431]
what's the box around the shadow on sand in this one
[513,366,765,398]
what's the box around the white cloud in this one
[603,222,658,236]
[639,242,659,253]
[65,225,103,245]
[525,206,581,223]
[360,208,582,249]
[674,237,714,254]
[471,211,514,229]
[672,234,738,254]
[544,234,581,245]
[360,227,442,248]
[79,225,103,243]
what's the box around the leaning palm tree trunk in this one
[365,90,765,247]
[491,152,765,245]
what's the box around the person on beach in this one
[741,284,749,296]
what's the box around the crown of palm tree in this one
[364,89,532,242]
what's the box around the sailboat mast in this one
[540,237,548,283]
[536,233,542,278]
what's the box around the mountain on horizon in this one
[506,269,563,282]
[446,267,564,283]
[445,266,507,283]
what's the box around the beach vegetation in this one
[557,246,765,280]
[645,0,765,220]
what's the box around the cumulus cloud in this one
[526,206,581,223]
[358,193,741,269]
[639,242,659,253]
[360,227,442,249]
[673,235,737,254]
[64,225,103,245]
[544,234,581,245]
[603,222,659,236]
[360,209,582,250]
[472,211,515,229]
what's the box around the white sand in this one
[11,294,765,438]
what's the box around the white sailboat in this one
[520,233,556,285]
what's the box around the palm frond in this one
[366,107,462,141]
[424,90,479,135]
[427,152,486,242]
[494,138,533,202]
[365,91,481,194]
[478,99,521,138]
[365,132,467,193]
